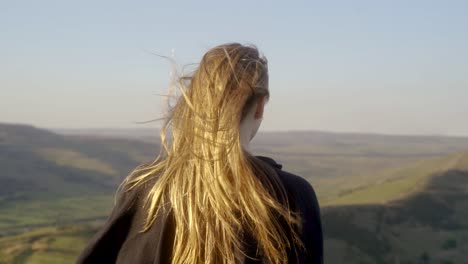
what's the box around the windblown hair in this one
[123,43,303,264]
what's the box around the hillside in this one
[3,153,467,264]
[0,123,159,196]
[323,165,468,263]
[56,127,468,201]
[0,123,158,235]
[1,123,468,263]
[251,131,468,201]
[326,150,468,206]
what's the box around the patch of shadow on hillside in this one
[321,169,468,264]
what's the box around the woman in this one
[76,43,323,264]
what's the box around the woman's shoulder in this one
[255,155,323,263]
[254,154,321,222]
[111,164,162,215]
[76,166,165,263]
[254,155,318,198]
[123,162,163,191]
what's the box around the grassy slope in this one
[3,152,465,264]
[325,151,468,206]
[0,195,112,235]
[252,131,468,201]
[0,124,157,235]
[37,148,118,176]
[322,152,468,264]
[322,168,468,264]
[6,161,464,264]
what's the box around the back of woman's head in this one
[125,43,302,264]
[171,42,269,150]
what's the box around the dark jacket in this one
[76,155,323,264]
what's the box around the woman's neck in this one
[239,109,262,154]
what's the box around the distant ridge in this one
[0,123,158,199]
[53,126,468,139]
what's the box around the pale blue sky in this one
[1,1,467,135]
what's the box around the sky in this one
[1,0,467,136]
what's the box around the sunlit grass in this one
[36,148,117,176]
[0,225,95,264]
[0,195,113,234]
[323,151,468,206]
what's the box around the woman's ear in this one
[254,96,266,119]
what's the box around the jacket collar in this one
[255,155,283,169]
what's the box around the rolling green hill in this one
[2,123,468,263]
[324,150,468,206]
[64,127,468,201]
[0,123,158,235]
[252,131,468,202]
[3,153,467,264]
[323,165,468,263]
[0,124,158,192]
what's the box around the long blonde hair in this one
[124,43,303,264]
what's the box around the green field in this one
[0,225,101,264]
[0,195,112,236]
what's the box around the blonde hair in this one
[123,43,303,264]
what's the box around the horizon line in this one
[2,121,468,139]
